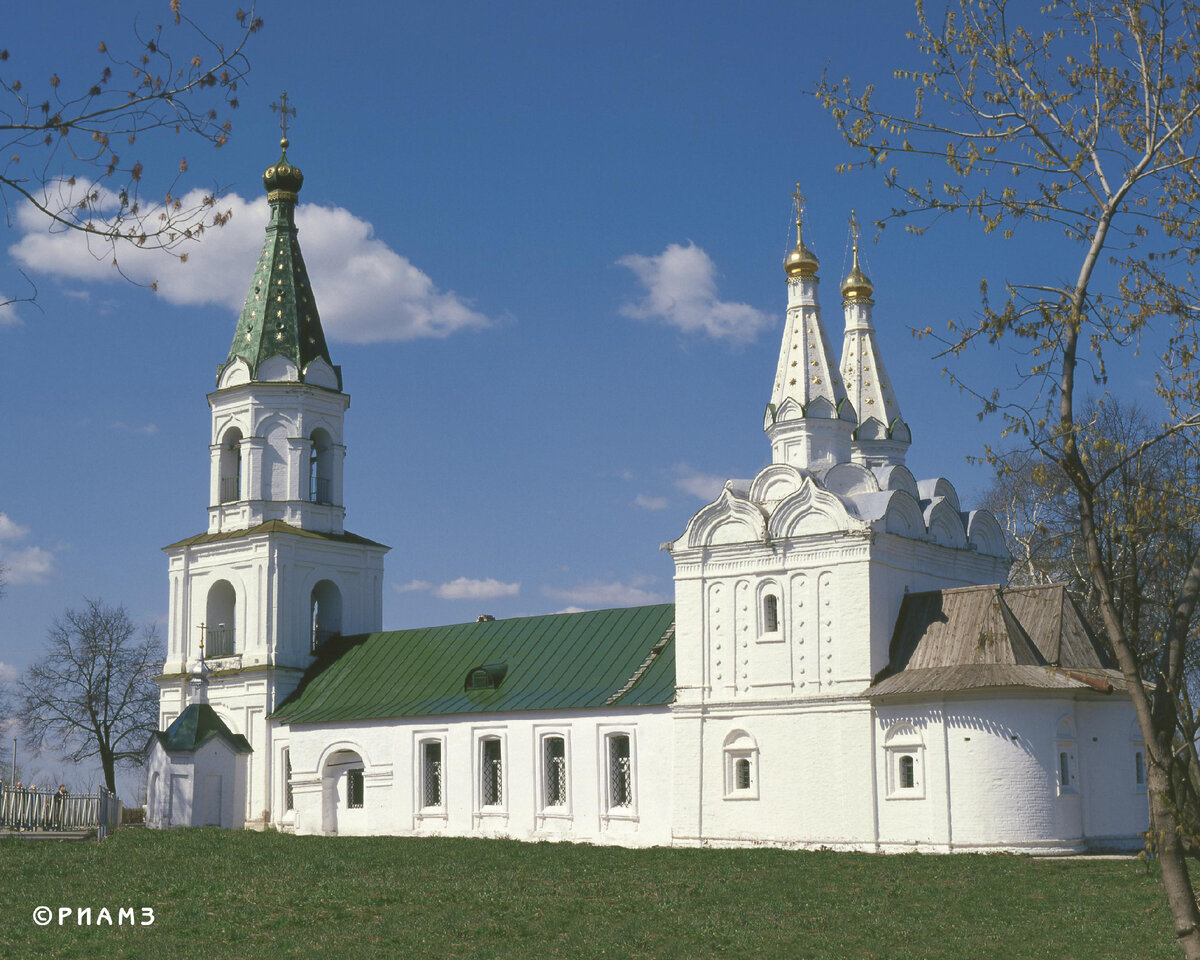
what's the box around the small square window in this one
[346,768,364,809]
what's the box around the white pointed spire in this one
[764,185,856,472]
[838,212,910,468]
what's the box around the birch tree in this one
[819,2,1200,954]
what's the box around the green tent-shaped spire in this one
[218,137,339,388]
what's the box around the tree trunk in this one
[1149,765,1200,959]
[100,750,116,795]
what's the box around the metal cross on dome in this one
[270,91,296,140]
[791,182,807,222]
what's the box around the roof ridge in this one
[605,623,675,706]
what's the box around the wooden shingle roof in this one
[866,583,1119,698]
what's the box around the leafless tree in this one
[17,599,162,794]
[0,2,263,306]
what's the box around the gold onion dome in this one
[784,223,820,278]
[263,137,304,197]
[842,215,873,300]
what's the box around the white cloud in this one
[618,242,771,343]
[552,606,586,615]
[393,579,433,593]
[0,512,54,585]
[0,662,17,683]
[634,494,669,510]
[395,577,520,600]
[0,295,21,327]
[109,421,159,436]
[542,576,667,608]
[9,186,493,344]
[434,578,520,600]
[674,464,726,501]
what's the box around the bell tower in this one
[155,104,389,825]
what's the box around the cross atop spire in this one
[270,90,297,147]
[791,182,807,232]
[849,209,860,253]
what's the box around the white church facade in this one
[146,142,1148,853]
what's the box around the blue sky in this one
[0,1,1159,790]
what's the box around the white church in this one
[145,139,1149,853]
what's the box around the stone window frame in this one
[413,731,447,817]
[472,727,509,819]
[883,723,926,800]
[536,729,571,815]
[599,727,638,821]
[722,729,760,801]
[1055,716,1079,797]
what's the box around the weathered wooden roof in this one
[271,604,676,725]
[866,583,1116,698]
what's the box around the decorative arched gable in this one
[917,477,961,512]
[257,354,301,382]
[748,463,807,505]
[823,462,880,498]
[924,498,968,548]
[873,464,920,499]
[881,490,926,539]
[965,509,1010,559]
[723,729,758,751]
[682,485,767,548]
[883,722,924,748]
[217,358,251,389]
[768,477,861,539]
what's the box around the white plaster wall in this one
[1077,699,1149,846]
[285,707,673,846]
[674,697,877,848]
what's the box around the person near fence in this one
[53,785,68,830]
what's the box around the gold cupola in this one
[784,183,819,278]
[841,210,874,301]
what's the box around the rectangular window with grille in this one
[608,734,632,810]
[283,749,294,812]
[422,741,443,808]
[481,738,503,807]
[346,769,364,809]
[543,736,566,807]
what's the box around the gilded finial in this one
[263,92,304,201]
[784,182,820,278]
[841,209,873,301]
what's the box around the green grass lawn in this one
[0,829,1178,959]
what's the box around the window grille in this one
[735,758,751,790]
[899,755,915,790]
[608,735,632,809]
[481,739,502,806]
[283,749,294,812]
[422,741,443,808]
[1135,750,1146,787]
[544,737,566,807]
[1059,751,1071,789]
[346,769,364,809]
[763,595,779,632]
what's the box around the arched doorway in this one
[321,747,365,836]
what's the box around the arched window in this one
[420,740,444,809]
[218,428,243,503]
[607,734,633,811]
[480,737,503,807]
[310,580,343,653]
[763,594,779,633]
[1131,719,1146,793]
[543,736,567,809]
[884,723,925,799]
[1056,715,1078,796]
[205,580,237,657]
[309,428,334,505]
[723,729,759,800]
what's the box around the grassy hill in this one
[0,829,1177,958]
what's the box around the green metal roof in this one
[164,520,388,551]
[272,604,676,725]
[217,142,338,388]
[151,703,252,754]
